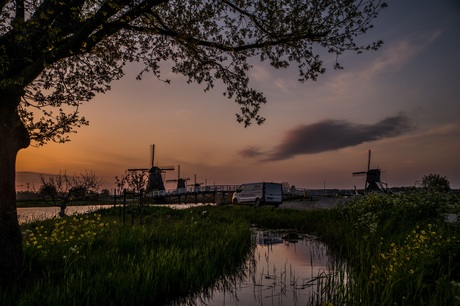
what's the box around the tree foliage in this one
[0,0,388,282]
[1,0,387,145]
[419,173,451,193]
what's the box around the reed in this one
[231,191,460,305]
[330,191,460,305]
[3,190,459,305]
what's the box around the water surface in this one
[17,203,212,224]
[181,229,347,306]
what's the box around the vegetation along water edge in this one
[1,190,459,305]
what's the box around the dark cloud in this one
[239,115,414,161]
[238,147,264,158]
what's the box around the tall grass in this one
[330,191,460,306]
[2,207,252,305]
[231,191,460,305]
[3,191,459,305]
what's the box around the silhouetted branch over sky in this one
[240,115,413,161]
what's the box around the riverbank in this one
[5,191,459,305]
[17,204,114,224]
[16,196,347,224]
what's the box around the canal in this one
[179,229,348,306]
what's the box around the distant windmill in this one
[188,174,204,192]
[352,150,389,193]
[127,144,174,192]
[166,165,190,190]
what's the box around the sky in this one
[16,0,460,192]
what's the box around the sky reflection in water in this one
[185,229,347,306]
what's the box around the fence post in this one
[113,189,117,207]
[139,189,143,225]
[123,189,127,225]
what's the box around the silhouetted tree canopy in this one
[0,0,387,282]
[1,0,387,144]
[420,173,451,193]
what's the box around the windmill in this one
[166,165,190,191]
[188,174,204,192]
[352,150,389,193]
[127,144,174,192]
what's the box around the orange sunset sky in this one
[16,1,460,191]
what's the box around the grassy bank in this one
[2,206,252,305]
[329,191,460,306]
[232,191,460,305]
[3,191,460,305]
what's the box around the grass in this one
[330,191,460,306]
[210,192,460,305]
[2,206,252,305]
[3,190,460,305]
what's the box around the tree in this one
[0,0,387,281]
[281,181,290,191]
[115,170,149,194]
[419,173,451,193]
[37,171,102,217]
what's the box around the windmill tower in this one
[127,145,174,192]
[166,165,190,191]
[147,145,175,192]
[352,150,389,193]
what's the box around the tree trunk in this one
[0,89,30,283]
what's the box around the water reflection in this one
[17,205,114,224]
[181,229,347,306]
[17,203,214,224]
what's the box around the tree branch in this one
[123,21,329,53]
[14,0,24,23]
